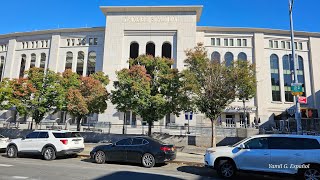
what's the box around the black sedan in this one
[90,136,176,168]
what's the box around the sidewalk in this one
[80,143,205,165]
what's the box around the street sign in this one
[291,83,303,93]
[185,112,193,121]
[298,96,307,104]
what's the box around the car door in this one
[108,138,132,162]
[269,137,314,174]
[20,132,40,152]
[35,132,49,152]
[235,137,271,172]
[126,138,146,163]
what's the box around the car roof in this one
[251,134,320,140]
[33,130,80,133]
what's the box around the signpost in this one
[185,111,193,134]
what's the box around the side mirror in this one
[238,144,245,149]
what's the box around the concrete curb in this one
[77,154,204,166]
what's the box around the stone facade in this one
[0,6,320,130]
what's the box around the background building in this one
[0,6,320,131]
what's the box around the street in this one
[0,153,293,180]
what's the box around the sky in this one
[1,0,319,34]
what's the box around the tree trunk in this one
[122,112,126,134]
[148,121,152,136]
[211,119,216,148]
[30,119,34,130]
[243,99,247,128]
[76,116,82,131]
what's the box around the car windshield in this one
[231,137,251,147]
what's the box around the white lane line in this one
[11,176,29,179]
[0,163,13,167]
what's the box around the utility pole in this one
[289,0,302,135]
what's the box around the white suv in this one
[6,130,84,160]
[205,134,320,179]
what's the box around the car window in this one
[38,132,49,138]
[26,132,40,139]
[244,137,268,149]
[53,133,66,138]
[132,138,144,145]
[116,138,132,146]
[143,139,149,145]
[303,139,320,149]
[269,137,320,149]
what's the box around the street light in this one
[289,0,302,134]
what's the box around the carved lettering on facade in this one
[124,16,178,23]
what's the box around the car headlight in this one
[206,149,215,154]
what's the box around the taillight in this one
[160,146,171,152]
[60,139,68,145]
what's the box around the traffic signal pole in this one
[289,0,302,135]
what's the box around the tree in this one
[112,55,185,136]
[182,43,256,147]
[233,60,256,127]
[0,79,14,110]
[65,71,109,131]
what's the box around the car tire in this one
[95,151,106,164]
[217,160,236,179]
[299,164,320,180]
[142,153,155,168]
[7,145,17,158]
[43,147,56,161]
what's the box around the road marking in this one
[12,176,28,179]
[0,163,13,167]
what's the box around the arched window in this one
[282,54,294,102]
[211,51,221,63]
[270,54,281,101]
[162,42,172,58]
[65,52,73,70]
[224,52,234,67]
[87,51,96,76]
[298,56,305,97]
[20,54,26,77]
[0,56,4,81]
[130,42,139,59]
[30,53,36,68]
[40,53,46,69]
[238,52,247,61]
[76,51,84,75]
[146,42,155,57]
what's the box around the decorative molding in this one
[124,30,177,36]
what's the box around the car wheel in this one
[142,153,155,168]
[43,147,56,161]
[7,145,17,158]
[95,151,106,164]
[217,160,236,179]
[301,165,320,180]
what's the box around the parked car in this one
[205,134,320,179]
[90,136,176,168]
[0,134,10,150]
[6,130,84,160]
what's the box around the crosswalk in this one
[0,163,13,167]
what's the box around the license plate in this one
[74,141,79,144]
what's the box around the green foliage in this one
[90,71,110,86]
[113,55,185,135]
[0,79,14,110]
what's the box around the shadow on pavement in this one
[80,158,167,168]
[94,171,184,180]
[1,154,79,160]
[177,166,295,180]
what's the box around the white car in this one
[205,134,320,179]
[0,134,10,149]
[6,130,84,160]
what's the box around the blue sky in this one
[1,0,319,34]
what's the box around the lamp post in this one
[289,0,302,134]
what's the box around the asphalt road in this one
[0,152,294,180]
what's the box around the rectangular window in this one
[224,39,228,46]
[287,42,291,49]
[237,39,242,46]
[216,38,221,46]
[211,38,215,46]
[243,39,247,46]
[67,39,70,46]
[78,38,82,46]
[89,38,93,45]
[281,41,285,49]
[285,91,294,102]
[274,41,279,48]
[42,40,44,47]
[94,38,98,45]
[230,39,234,46]
[299,42,303,50]
[269,40,273,48]
[72,39,75,46]
[82,38,86,45]
[272,91,281,101]
[294,42,298,49]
